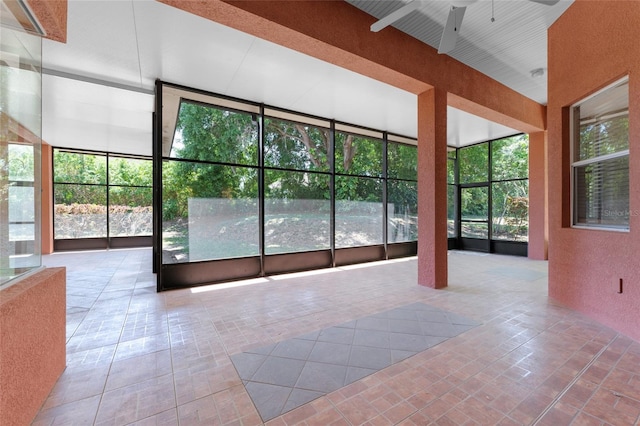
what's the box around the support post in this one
[417,88,448,288]
[528,131,548,260]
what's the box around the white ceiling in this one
[348,0,573,104]
[41,0,571,156]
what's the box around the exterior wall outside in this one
[547,0,640,341]
[0,267,66,426]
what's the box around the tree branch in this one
[343,134,356,171]
[293,123,322,168]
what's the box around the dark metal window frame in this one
[154,80,417,291]
[448,135,529,256]
[52,148,153,251]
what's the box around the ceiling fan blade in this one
[370,1,420,32]
[528,0,561,5]
[438,6,466,54]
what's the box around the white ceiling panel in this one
[42,0,142,87]
[41,0,551,154]
[42,74,153,156]
[447,108,518,147]
[292,66,418,136]
[44,116,151,156]
[132,0,256,92]
[225,37,332,108]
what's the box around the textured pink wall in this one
[417,89,449,288]
[548,0,640,341]
[0,268,66,426]
[528,131,548,260]
[25,0,67,42]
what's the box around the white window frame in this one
[570,76,630,231]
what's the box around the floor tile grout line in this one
[43,251,640,426]
[234,303,472,422]
[72,254,130,426]
[164,296,182,426]
[238,284,528,422]
[101,251,153,425]
[579,337,640,424]
[65,264,118,345]
[530,333,620,425]
[421,314,565,424]
[244,323,356,421]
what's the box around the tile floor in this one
[33,248,640,426]
[232,302,480,421]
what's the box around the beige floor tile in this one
[105,349,173,391]
[94,374,176,425]
[34,248,640,425]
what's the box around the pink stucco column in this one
[417,88,448,288]
[528,131,548,260]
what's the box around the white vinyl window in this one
[571,77,629,230]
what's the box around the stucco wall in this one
[0,267,66,426]
[547,0,640,341]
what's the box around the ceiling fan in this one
[370,0,561,54]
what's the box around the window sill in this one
[571,224,630,233]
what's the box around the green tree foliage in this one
[166,101,416,216]
[173,102,258,165]
[459,143,488,184]
[453,135,530,240]
[335,133,383,203]
[54,151,107,206]
[447,155,456,184]
[54,151,152,207]
[387,141,418,224]
[107,157,153,208]
[492,134,528,180]
[335,132,382,176]
[460,186,488,220]
[578,114,628,161]
[162,100,418,239]
[446,155,457,236]
[164,102,260,219]
[263,117,330,201]
[54,151,106,184]
[458,142,489,218]
[388,142,417,180]
[264,117,329,172]
[7,144,34,181]
[490,135,529,239]
[109,157,152,186]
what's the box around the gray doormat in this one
[230,302,480,422]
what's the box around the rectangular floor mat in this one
[230,302,481,421]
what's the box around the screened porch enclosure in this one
[155,82,418,290]
[447,135,530,256]
[52,150,153,251]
